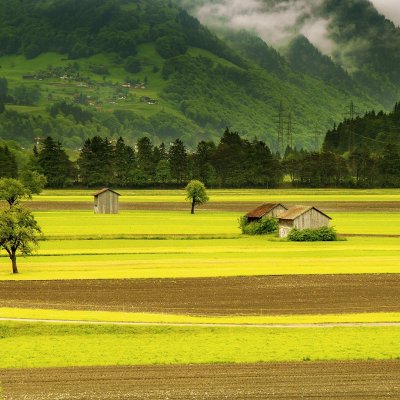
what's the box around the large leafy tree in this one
[185,180,209,214]
[0,205,41,274]
[0,178,31,207]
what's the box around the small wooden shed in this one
[278,206,332,238]
[93,188,120,214]
[245,203,288,223]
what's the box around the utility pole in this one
[344,101,360,153]
[273,101,288,155]
[314,131,321,151]
[286,111,293,149]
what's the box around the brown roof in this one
[279,206,332,221]
[246,203,287,218]
[93,188,121,197]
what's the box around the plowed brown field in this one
[1,361,399,399]
[28,200,400,212]
[1,274,399,315]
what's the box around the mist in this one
[194,0,335,54]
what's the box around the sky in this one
[369,0,400,26]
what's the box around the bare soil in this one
[1,361,399,399]
[1,274,399,315]
[28,200,400,212]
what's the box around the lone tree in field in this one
[0,206,41,274]
[0,178,42,274]
[0,178,32,207]
[185,180,209,214]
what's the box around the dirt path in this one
[1,361,399,399]
[28,200,400,212]
[1,274,399,315]
[1,317,400,328]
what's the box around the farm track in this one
[1,361,399,399]
[27,200,400,212]
[1,274,399,315]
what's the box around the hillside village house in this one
[278,206,332,238]
[245,203,288,223]
[93,188,120,214]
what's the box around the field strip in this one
[1,323,399,368]
[1,275,399,315]
[2,317,400,328]
[1,362,399,400]
[2,308,400,325]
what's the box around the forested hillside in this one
[0,0,390,152]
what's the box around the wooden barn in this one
[93,188,120,214]
[278,206,332,238]
[245,203,288,223]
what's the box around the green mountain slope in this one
[0,0,395,151]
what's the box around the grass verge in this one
[1,308,400,325]
[0,322,399,368]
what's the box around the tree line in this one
[2,127,399,189]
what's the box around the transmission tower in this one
[273,101,289,155]
[286,112,294,149]
[344,101,360,152]
[314,131,321,151]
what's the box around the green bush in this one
[239,216,278,235]
[288,227,337,242]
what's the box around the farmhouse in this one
[245,203,288,223]
[278,206,332,238]
[93,188,120,214]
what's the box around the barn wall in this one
[279,220,293,238]
[271,205,287,218]
[95,191,119,214]
[293,209,330,230]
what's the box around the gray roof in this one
[279,206,332,221]
[246,203,287,218]
[93,188,121,197]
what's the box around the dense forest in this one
[2,119,399,189]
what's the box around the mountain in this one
[0,0,398,152]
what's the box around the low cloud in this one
[195,0,335,53]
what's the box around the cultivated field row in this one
[0,275,399,316]
[1,361,400,399]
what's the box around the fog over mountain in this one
[193,0,335,53]
[370,0,400,26]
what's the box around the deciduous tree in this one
[0,206,41,274]
[185,180,209,214]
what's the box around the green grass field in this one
[1,236,399,280]
[0,322,399,368]
[28,210,400,238]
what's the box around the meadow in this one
[1,236,400,280]
[29,210,400,237]
[0,322,399,369]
